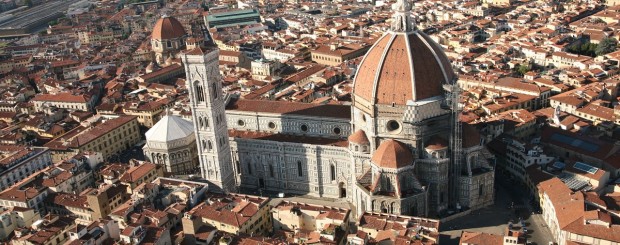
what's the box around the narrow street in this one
[439,174,555,245]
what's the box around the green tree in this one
[517,64,531,76]
[596,37,618,56]
[567,42,598,57]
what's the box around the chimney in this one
[329,43,337,51]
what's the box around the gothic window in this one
[207,140,213,151]
[247,162,252,175]
[330,164,336,181]
[297,161,303,177]
[167,40,172,48]
[199,118,204,129]
[236,161,240,174]
[202,140,207,150]
[194,82,205,102]
[204,117,209,128]
[479,184,484,196]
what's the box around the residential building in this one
[44,115,141,162]
[182,193,271,243]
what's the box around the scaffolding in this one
[443,83,463,210]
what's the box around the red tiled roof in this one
[227,99,350,119]
[32,92,91,103]
[371,139,413,169]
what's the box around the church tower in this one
[181,44,235,193]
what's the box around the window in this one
[330,164,336,181]
[386,120,400,132]
[268,122,276,129]
[237,120,245,127]
[333,127,341,135]
[207,140,213,150]
[297,161,303,177]
[269,164,274,177]
[195,82,205,102]
[247,162,252,175]
[300,124,308,132]
[212,83,218,99]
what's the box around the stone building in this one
[151,15,187,65]
[143,114,199,175]
[179,0,495,218]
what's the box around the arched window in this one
[167,40,172,48]
[204,117,209,128]
[297,161,303,177]
[201,140,207,150]
[194,82,205,102]
[199,117,204,129]
[207,140,213,150]
[330,164,336,181]
[247,162,252,175]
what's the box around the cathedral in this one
[174,0,495,218]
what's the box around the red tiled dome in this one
[353,31,456,105]
[348,130,370,145]
[371,139,413,169]
[425,136,448,150]
[152,16,186,40]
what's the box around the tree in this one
[517,64,531,76]
[567,42,598,57]
[596,37,618,56]
[24,0,33,7]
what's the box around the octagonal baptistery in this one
[351,9,457,149]
[143,114,199,175]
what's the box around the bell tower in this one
[181,45,235,193]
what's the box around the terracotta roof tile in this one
[348,130,370,144]
[152,16,186,40]
[371,139,413,169]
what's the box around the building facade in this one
[178,0,494,218]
